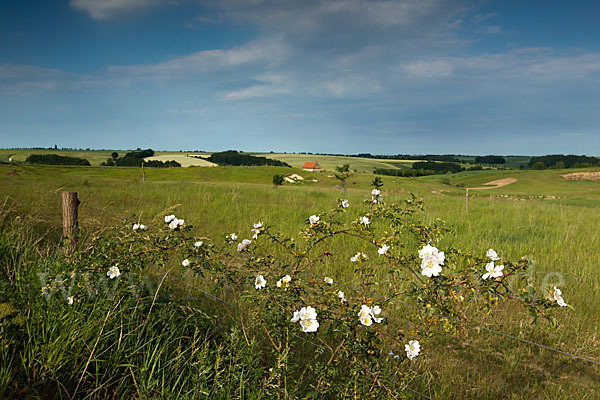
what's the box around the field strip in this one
[561,171,600,182]
[144,154,217,167]
[470,177,517,190]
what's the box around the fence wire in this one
[175,276,432,399]
[55,194,600,368]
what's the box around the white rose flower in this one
[277,274,292,287]
[482,261,504,280]
[338,291,347,304]
[132,223,140,230]
[419,245,444,277]
[169,218,183,230]
[405,340,421,360]
[300,318,319,333]
[291,310,301,323]
[420,257,443,277]
[324,277,333,285]
[299,306,317,320]
[237,239,252,252]
[350,252,368,262]
[164,215,175,223]
[359,216,370,226]
[181,259,190,267]
[341,199,349,208]
[418,244,436,259]
[229,233,238,241]
[487,248,500,261]
[358,304,383,326]
[251,222,263,238]
[67,296,73,305]
[359,313,373,326]
[378,244,390,255]
[194,241,203,248]
[309,215,320,225]
[553,286,568,307]
[291,306,319,332]
[371,189,382,203]
[107,266,120,279]
[255,275,267,289]
[139,224,146,230]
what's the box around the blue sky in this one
[1,0,599,155]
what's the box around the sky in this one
[1,0,600,155]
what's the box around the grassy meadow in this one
[1,159,600,398]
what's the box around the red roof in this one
[302,162,319,169]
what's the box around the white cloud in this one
[473,12,497,24]
[220,85,291,100]
[318,76,382,97]
[106,37,287,81]
[0,64,66,93]
[486,25,502,34]
[70,0,162,20]
[404,60,453,77]
[400,50,600,82]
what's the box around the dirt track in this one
[561,172,600,182]
[470,178,517,190]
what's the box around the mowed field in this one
[0,149,215,167]
[1,161,600,398]
[254,153,416,171]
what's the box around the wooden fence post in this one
[62,192,79,246]
[465,188,469,214]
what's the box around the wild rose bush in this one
[36,185,569,398]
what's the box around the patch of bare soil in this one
[561,172,600,182]
[470,178,517,190]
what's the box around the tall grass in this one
[1,163,599,398]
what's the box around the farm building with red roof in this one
[302,162,321,172]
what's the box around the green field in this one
[1,149,532,174]
[457,155,532,169]
[1,161,599,398]
[0,149,215,167]
[254,153,418,172]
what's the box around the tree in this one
[531,161,547,170]
[272,174,284,187]
[111,152,119,160]
[334,164,351,192]
[475,155,506,164]
[336,164,350,173]
[372,176,383,189]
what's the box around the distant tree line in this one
[374,168,436,177]
[25,154,91,166]
[412,161,463,173]
[529,154,599,169]
[374,161,464,177]
[308,153,462,163]
[101,149,181,167]
[475,155,506,164]
[206,150,291,167]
